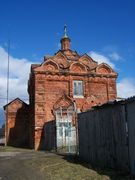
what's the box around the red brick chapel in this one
[4,26,118,150]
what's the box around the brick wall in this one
[28,50,117,150]
[4,98,29,148]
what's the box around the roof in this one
[89,95,135,110]
[30,34,117,79]
[3,98,29,110]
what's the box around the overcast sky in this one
[0,0,135,126]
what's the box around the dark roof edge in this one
[82,95,135,112]
[3,98,29,110]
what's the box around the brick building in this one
[4,98,29,147]
[4,27,118,150]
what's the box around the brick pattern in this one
[4,35,118,150]
[4,98,29,147]
[28,47,117,149]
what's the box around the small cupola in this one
[60,25,71,50]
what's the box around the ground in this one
[0,146,134,180]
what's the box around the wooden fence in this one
[78,97,135,174]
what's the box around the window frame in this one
[73,80,84,98]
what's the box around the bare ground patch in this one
[0,147,134,180]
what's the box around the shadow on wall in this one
[8,105,29,148]
[38,120,56,150]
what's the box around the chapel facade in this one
[4,27,118,150]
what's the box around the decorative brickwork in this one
[4,28,118,150]
[28,32,117,150]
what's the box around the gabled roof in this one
[82,53,98,64]
[57,49,80,61]
[29,34,117,77]
[3,98,28,110]
[96,63,118,75]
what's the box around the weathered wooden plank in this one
[127,101,135,175]
[78,103,129,172]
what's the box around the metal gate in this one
[55,106,77,153]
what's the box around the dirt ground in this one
[0,146,134,180]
